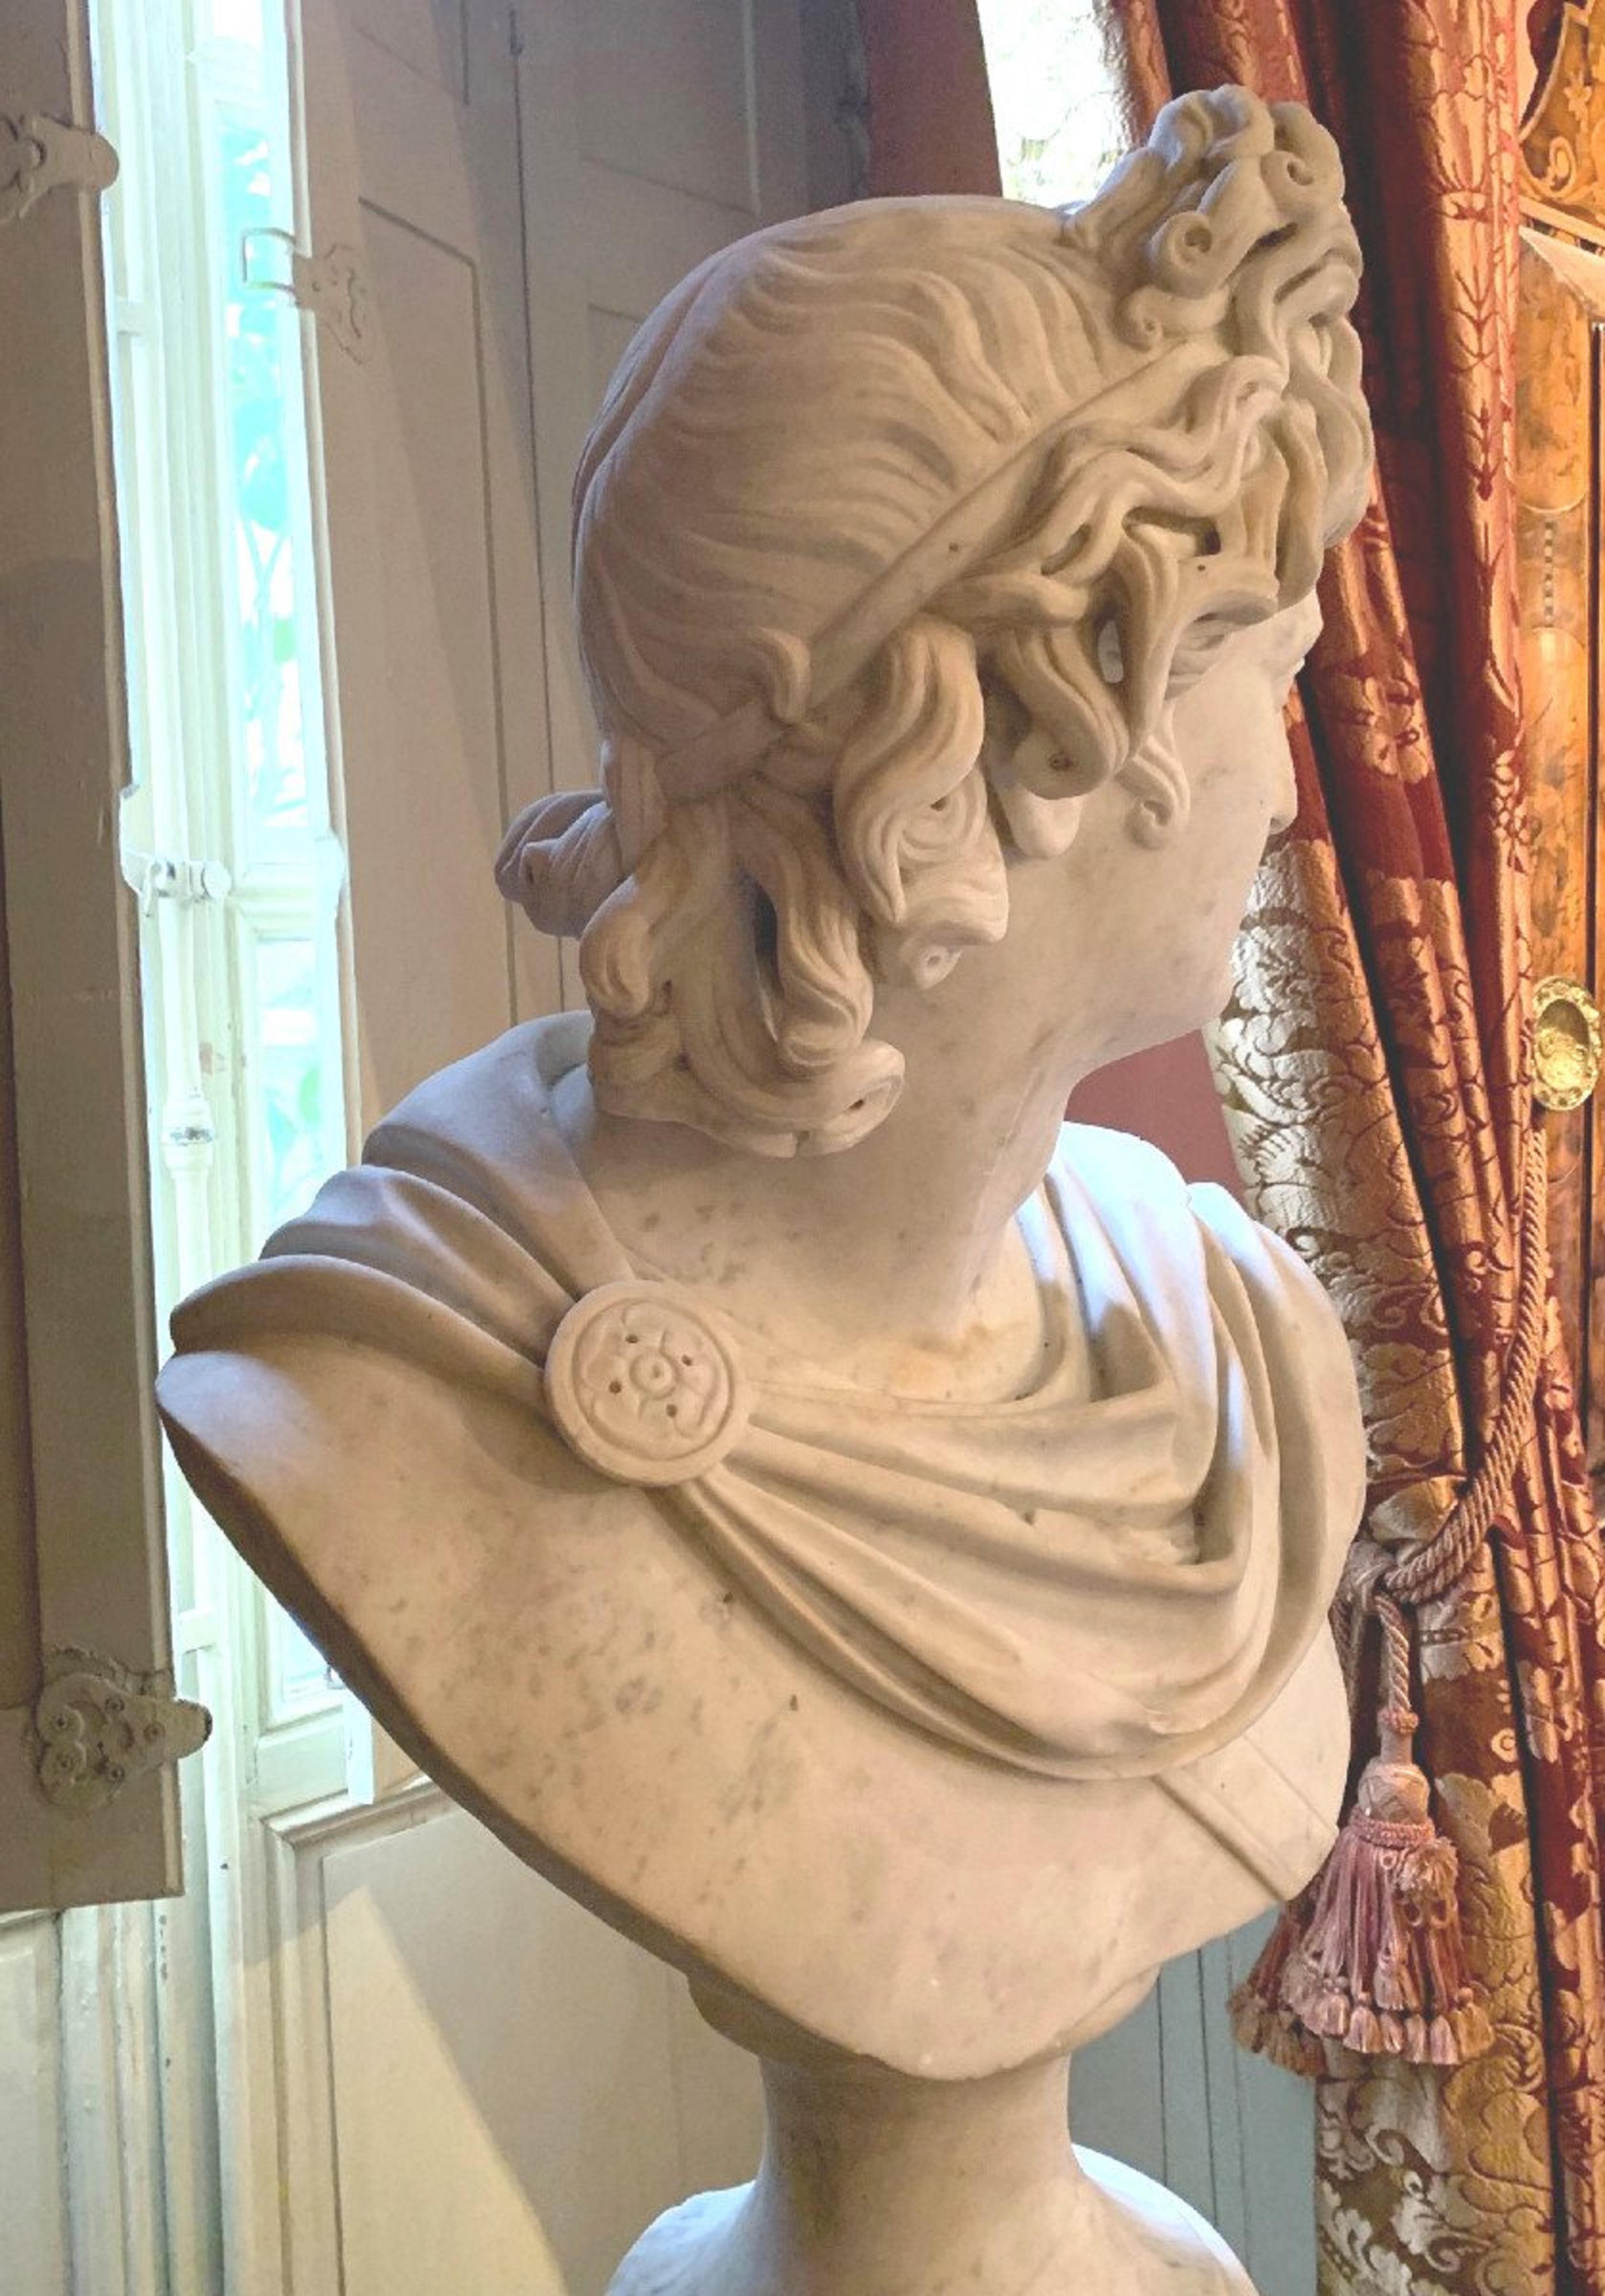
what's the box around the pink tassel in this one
[1227,1895,1330,2076]
[1231,1585,1494,2075]
[1276,1748,1491,2068]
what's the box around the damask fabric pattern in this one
[1107,4,1605,2291]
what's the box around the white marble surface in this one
[607,2049,1254,2296]
[158,82,1374,2295]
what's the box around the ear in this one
[993,774,1085,859]
[985,720,1086,859]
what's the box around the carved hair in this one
[498,87,1370,1156]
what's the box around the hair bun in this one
[495,790,626,940]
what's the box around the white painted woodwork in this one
[1075,1920,1317,2288]
[188,11,802,2293]
[321,1806,761,2296]
[0,0,183,1913]
[0,872,36,1716]
[0,1914,69,2291]
[515,0,807,954]
[295,0,556,1129]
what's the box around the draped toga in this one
[170,1012,1364,1891]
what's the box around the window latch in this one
[122,850,233,916]
[34,1650,210,1815]
[241,225,373,365]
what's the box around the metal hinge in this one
[34,1651,211,1815]
[242,226,374,364]
[0,104,117,230]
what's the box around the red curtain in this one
[1112,7,1605,2289]
[856,0,1000,196]
[858,2,1605,2288]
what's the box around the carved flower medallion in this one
[543,1280,750,1486]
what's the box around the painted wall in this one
[1068,1034,1243,1194]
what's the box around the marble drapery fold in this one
[170,1014,1361,1843]
[1087,4,1605,2291]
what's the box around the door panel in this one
[578,0,760,210]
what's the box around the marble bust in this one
[158,85,1373,2295]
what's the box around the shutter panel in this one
[0,0,206,1913]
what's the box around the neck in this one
[555,926,1103,1384]
[607,2038,1251,2296]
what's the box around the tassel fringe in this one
[1231,1609,1495,2074]
[1232,1126,1547,2081]
[1278,1751,1492,2065]
[1227,1896,1329,2076]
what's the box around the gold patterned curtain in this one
[1102,4,1605,2290]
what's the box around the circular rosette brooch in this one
[543,1280,751,1486]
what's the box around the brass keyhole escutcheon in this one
[1533,976,1603,1112]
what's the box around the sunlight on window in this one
[99,0,352,1755]
[209,0,265,44]
[977,0,1127,208]
[224,122,315,839]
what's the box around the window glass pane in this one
[274,1614,340,1709]
[219,116,314,842]
[101,0,351,1748]
[252,933,343,1237]
[977,1,1125,207]
[209,0,264,47]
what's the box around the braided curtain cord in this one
[1233,1124,1552,2072]
[1378,1121,1550,1614]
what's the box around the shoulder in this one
[169,1009,608,1369]
[1051,1120,1193,1209]
[1185,1173,1338,1336]
[1049,1120,1356,1379]
[365,1008,591,1170]
[1048,1122,1200,1271]
[1050,1121,1312,1302]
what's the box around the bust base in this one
[606,2049,1256,2296]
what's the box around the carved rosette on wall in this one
[1523,0,1605,240]
[33,1650,211,1815]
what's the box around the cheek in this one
[1150,757,1280,1022]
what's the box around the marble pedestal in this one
[607,2048,1255,2296]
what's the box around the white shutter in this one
[0,0,207,1914]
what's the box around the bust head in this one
[497,86,1370,1158]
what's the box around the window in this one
[977,0,1126,207]
[99,0,352,1817]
